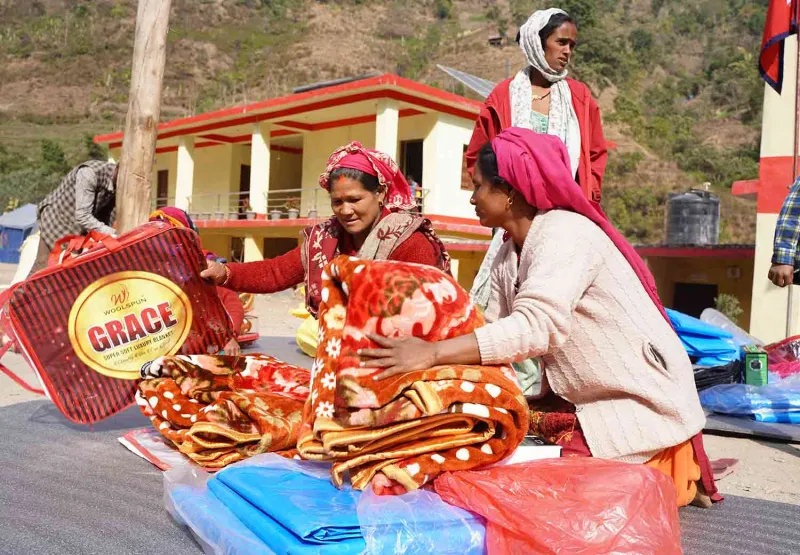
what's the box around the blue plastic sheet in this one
[667,309,733,339]
[164,454,487,555]
[208,467,365,554]
[699,375,800,423]
[667,308,740,367]
[167,483,275,555]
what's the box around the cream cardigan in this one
[474,210,706,463]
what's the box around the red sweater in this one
[216,286,245,334]
[465,78,607,202]
[225,231,440,294]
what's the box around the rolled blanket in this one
[137,354,309,468]
[297,256,529,492]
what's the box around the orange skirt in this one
[645,440,702,507]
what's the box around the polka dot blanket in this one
[136,354,309,468]
[296,255,529,493]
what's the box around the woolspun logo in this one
[111,284,130,306]
[68,271,193,380]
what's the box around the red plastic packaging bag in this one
[435,457,682,555]
[766,335,800,381]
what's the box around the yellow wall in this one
[449,249,485,292]
[201,234,231,259]
[190,144,236,213]
[422,114,475,219]
[299,122,377,217]
[270,150,302,192]
[152,150,178,203]
[646,255,755,330]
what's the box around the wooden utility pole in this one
[115,0,172,234]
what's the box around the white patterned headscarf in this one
[509,8,581,178]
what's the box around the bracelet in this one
[221,264,232,286]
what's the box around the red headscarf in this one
[318,142,416,211]
[149,206,220,261]
[490,128,669,323]
[149,207,196,231]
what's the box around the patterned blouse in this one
[531,111,549,134]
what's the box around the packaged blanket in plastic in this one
[164,453,486,555]
[435,457,682,555]
[0,222,234,424]
[766,335,800,381]
[699,375,800,422]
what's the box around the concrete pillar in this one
[750,34,800,342]
[175,136,195,211]
[249,122,271,214]
[449,258,461,288]
[422,114,469,217]
[243,235,264,262]
[375,99,399,161]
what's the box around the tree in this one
[40,140,69,175]
[434,0,452,20]
[85,134,107,161]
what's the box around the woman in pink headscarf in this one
[361,128,720,507]
[202,142,450,316]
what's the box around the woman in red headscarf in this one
[360,128,720,508]
[202,142,450,316]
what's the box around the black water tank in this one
[665,189,720,245]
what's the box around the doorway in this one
[672,283,718,318]
[400,140,423,211]
[238,164,251,219]
[400,140,423,185]
[156,170,169,208]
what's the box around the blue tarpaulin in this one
[0,204,36,264]
[666,308,740,367]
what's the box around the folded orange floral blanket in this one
[297,256,528,492]
[137,354,309,468]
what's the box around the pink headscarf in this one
[490,128,669,323]
[318,142,416,211]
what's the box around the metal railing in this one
[178,187,429,222]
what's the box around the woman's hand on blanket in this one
[358,334,438,379]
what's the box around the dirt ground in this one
[0,263,798,506]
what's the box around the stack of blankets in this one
[137,256,528,492]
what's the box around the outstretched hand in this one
[201,259,228,285]
[358,333,438,380]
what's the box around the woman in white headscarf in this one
[466,8,608,393]
[466,8,607,200]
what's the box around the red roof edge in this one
[732,179,758,198]
[94,73,482,144]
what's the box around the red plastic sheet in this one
[435,457,682,555]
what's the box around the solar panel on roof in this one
[436,65,497,99]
